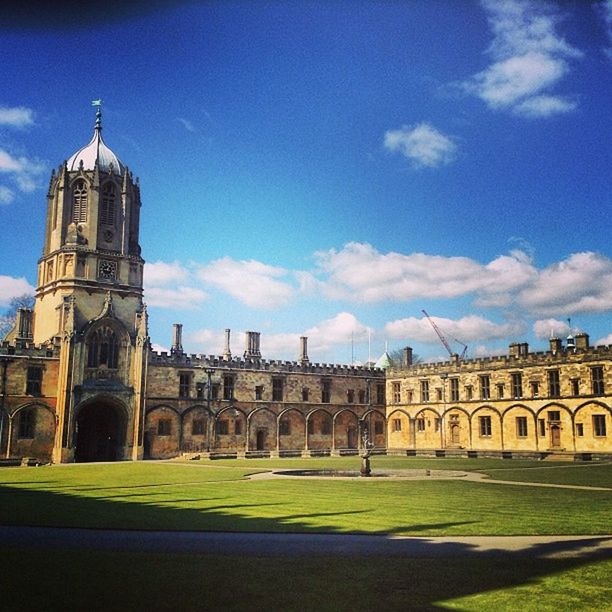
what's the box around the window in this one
[26,367,43,395]
[392,418,402,432]
[530,381,539,398]
[450,378,459,402]
[434,418,441,431]
[436,388,443,401]
[255,385,263,401]
[87,327,118,369]
[420,380,429,403]
[480,375,491,400]
[322,380,331,403]
[321,418,332,435]
[279,419,290,435]
[538,419,546,437]
[416,418,425,432]
[307,420,314,435]
[407,390,413,404]
[511,373,523,399]
[196,383,206,399]
[347,389,355,404]
[392,382,400,403]
[223,375,234,400]
[377,384,385,405]
[593,415,607,437]
[547,370,560,398]
[516,416,528,437]
[496,383,504,399]
[358,389,366,403]
[100,182,116,226]
[548,410,560,422]
[192,419,205,435]
[72,179,88,223]
[18,409,35,438]
[591,367,605,395]
[211,383,220,400]
[157,419,171,436]
[374,420,383,435]
[576,423,584,437]
[272,378,283,402]
[216,420,228,435]
[571,379,580,396]
[302,387,309,402]
[465,385,473,400]
[479,415,492,437]
[179,373,190,398]
[234,420,242,435]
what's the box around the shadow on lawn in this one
[0,484,610,610]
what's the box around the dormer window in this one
[72,180,88,223]
[100,182,116,226]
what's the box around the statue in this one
[360,425,373,477]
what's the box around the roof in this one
[66,109,125,175]
[374,351,393,369]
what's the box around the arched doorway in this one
[75,401,126,462]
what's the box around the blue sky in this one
[0,0,611,363]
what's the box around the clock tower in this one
[34,107,149,462]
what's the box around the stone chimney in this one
[244,331,261,359]
[171,323,183,355]
[402,346,413,367]
[223,328,232,360]
[299,336,309,365]
[15,308,33,342]
[549,337,562,355]
[575,333,589,350]
[509,343,519,358]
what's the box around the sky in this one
[0,0,611,364]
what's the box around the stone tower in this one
[34,108,149,463]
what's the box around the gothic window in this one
[272,378,283,401]
[480,375,491,400]
[87,327,119,369]
[279,419,290,435]
[479,415,492,437]
[591,367,605,395]
[157,420,171,436]
[420,380,429,403]
[511,373,523,399]
[72,180,88,224]
[516,416,528,437]
[376,384,385,405]
[450,378,459,402]
[26,367,43,395]
[547,370,560,397]
[192,419,205,435]
[18,409,35,439]
[321,380,331,403]
[100,183,116,226]
[374,420,383,435]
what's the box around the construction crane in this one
[422,309,468,360]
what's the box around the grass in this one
[1,457,610,611]
[0,458,610,535]
[1,548,610,611]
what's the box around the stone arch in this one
[277,408,306,451]
[82,317,131,384]
[144,404,180,459]
[75,395,129,462]
[181,405,213,453]
[9,402,55,462]
[502,405,538,452]
[306,408,333,451]
[247,408,276,451]
[362,409,387,448]
[535,403,573,451]
[442,406,471,449]
[333,408,359,450]
[412,407,442,449]
[214,406,247,452]
[387,408,412,450]
[470,405,502,451]
[573,402,612,452]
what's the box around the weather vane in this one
[91,99,103,107]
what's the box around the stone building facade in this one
[0,112,610,462]
[386,338,611,458]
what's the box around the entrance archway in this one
[75,401,126,462]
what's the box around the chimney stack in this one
[244,331,261,359]
[402,346,413,367]
[171,323,183,355]
[575,333,589,350]
[299,336,309,365]
[223,328,232,360]
[549,337,562,355]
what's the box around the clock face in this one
[98,259,117,280]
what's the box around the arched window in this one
[100,182,116,226]
[72,180,88,223]
[87,327,119,369]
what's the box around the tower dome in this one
[66,108,125,175]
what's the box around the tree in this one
[0,294,35,339]
[388,348,421,367]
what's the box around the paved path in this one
[2,525,611,559]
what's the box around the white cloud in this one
[532,318,570,340]
[0,106,34,128]
[595,333,612,346]
[384,314,523,345]
[595,0,612,59]
[0,185,14,205]
[384,122,457,168]
[197,257,295,309]
[518,252,612,315]
[145,286,208,310]
[144,260,189,286]
[0,275,36,307]
[0,148,46,199]
[464,0,581,117]
[176,117,196,133]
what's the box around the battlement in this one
[0,340,59,359]
[149,350,385,378]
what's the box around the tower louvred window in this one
[87,327,119,369]
[100,182,116,225]
[72,180,88,223]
